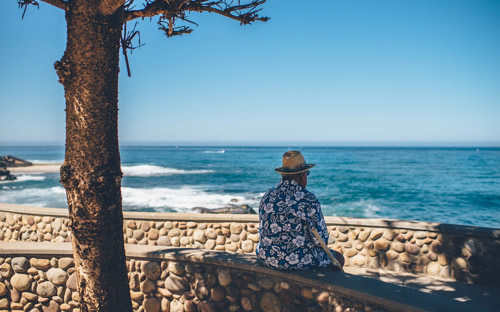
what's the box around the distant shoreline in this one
[9,163,61,174]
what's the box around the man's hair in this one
[281,172,305,182]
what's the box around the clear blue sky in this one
[1,0,499,145]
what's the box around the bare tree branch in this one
[187,0,269,25]
[125,0,269,25]
[121,22,144,77]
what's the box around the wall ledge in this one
[1,241,498,312]
[1,202,499,239]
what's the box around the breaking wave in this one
[122,165,214,177]
[202,150,225,154]
[121,186,259,212]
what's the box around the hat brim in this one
[275,163,315,175]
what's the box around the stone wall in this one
[1,203,499,285]
[0,243,394,312]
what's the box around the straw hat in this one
[275,151,315,175]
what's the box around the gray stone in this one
[47,268,68,285]
[392,241,405,253]
[166,262,184,275]
[11,287,21,302]
[165,274,188,294]
[427,262,440,275]
[37,281,56,297]
[23,292,38,302]
[12,257,29,273]
[406,243,420,255]
[198,301,215,312]
[157,236,171,246]
[0,263,12,278]
[217,269,231,286]
[193,230,207,243]
[30,259,51,270]
[143,262,161,280]
[0,282,6,297]
[351,255,366,266]
[257,278,273,290]
[374,239,390,251]
[148,229,159,240]
[0,298,8,309]
[42,300,59,312]
[66,273,77,290]
[241,297,252,311]
[241,240,253,253]
[141,279,156,293]
[170,300,184,312]
[58,258,74,270]
[205,239,216,250]
[161,298,170,312]
[133,230,145,240]
[143,297,160,312]
[454,257,468,269]
[230,223,243,234]
[11,273,32,291]
[259,292,280,312]
[211,286,225,301]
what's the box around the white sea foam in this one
[121,186,259,212]
[0,175,46,184]
[0,183,260,212]
[122,165,214,177]
[15,175,46,182]
[0,186,66,207]
[202,150,225,154]
[331,199,382,218]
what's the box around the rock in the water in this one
[192,204,256,214]
[0,155,32,167]
[0,167,16,181]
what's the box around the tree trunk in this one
[56,1,131,311]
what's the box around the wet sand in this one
[9,164,61,174]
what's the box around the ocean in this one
[1,145,499,228]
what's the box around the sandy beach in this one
[9,163,62,174]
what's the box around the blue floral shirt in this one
[256,179,331,270]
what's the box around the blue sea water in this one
[1,145,499,228]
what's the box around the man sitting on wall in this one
[256,151,344,270]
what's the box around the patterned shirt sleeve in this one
[300,191,329,246]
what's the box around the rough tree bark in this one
[56,1,131,311]
[17,1,267,311]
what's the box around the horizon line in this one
[1,140,499,148]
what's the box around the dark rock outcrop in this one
[0,166,16,181]
[0,155,32,167]
[192,204,256,214]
